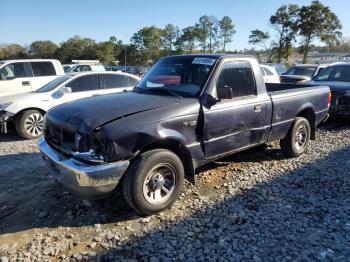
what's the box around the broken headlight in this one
[73,131,121,163]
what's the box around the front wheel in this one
[122,149,184,215]
[280,117,311,158]
[15,110,44,139]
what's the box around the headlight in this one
[73,131,121,163]
[0,102,12,111]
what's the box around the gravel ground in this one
[0,118,349,262]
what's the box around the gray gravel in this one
[0,119,349,261]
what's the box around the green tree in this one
[163,24,181,55]
[195,15,219,53]
[195,15,210,52]
[96,36,119,64]
[131,26,164,64]
[298,0,342,63]
[178,26,198,53]
[207,16,219,53]
[270,4,299,62]
[28,40,59,58]
[0,44,27,60]
[55,36,98,63]
[248,30,270,50]
[219,16,235,52]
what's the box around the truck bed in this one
[265,83,330,142]
[266,83,315,93]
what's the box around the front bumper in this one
[0,111,14,133]
[38,137,130,199]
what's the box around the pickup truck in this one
[39,55,330,215]
[0,59,64,96]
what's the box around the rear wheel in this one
[280,117,311,158]
[15,110,44,139]
[122,149,184,215]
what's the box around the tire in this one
[122,149,185,215]
[15,110,44,139]
[280,117,311,158]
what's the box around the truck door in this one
[0,62,32,96]
[29,62,59,91]
[203,60,268,158]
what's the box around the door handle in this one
[254,104,262,112]
[22,81,30,86]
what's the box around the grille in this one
[44,118,75,153]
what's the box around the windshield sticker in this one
[192,57,216,66]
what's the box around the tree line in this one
[0,15,235,66]
[248,0,342,63]
[0,1,345,65]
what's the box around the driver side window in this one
[0,63,26,80]
[216,61,257,100]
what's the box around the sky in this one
[2,0,350,51]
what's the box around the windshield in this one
[35,75,71,93]
[284,66,316,77]
[314,65,350,82]
[136,56,217,98]
[67,65,78,72]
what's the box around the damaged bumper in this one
[0,111,14,133]
[38,137,130,199]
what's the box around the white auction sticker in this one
[192,57,216,66]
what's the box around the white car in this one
[260,64,280,84]
[66,64,105,73]
[0,59,65,97]
[0,72,140,139]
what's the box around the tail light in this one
[328,92,332,108]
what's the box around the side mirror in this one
[61,86,72,94]
[217,85,233,100]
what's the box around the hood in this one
[0,92,46,104]
[46,91,180,134]
[304,80,350,94]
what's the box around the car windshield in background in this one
[314,65,350,82]
[35,75,71,93]
[136,56,217,98]
[284,66,316,77]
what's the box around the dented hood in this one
[46,91,179,134]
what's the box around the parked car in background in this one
[303,63,350,117]
[66,64,105,73]
[260,64,280,83]
[62,64,76,72]
[280,64,327,84]
[0,72,140,139]
[0,59,64,97]
[38,54,330,215]
[128,67,149,77]
[264,63,286,75]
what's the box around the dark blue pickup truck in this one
[39,55,330,215]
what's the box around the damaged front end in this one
[72,129,125,164]
[40,125,130,199]
[0,111,14,133]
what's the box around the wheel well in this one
[297,108,316,140]
[15,108,46,120]
[140,139,196,184]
